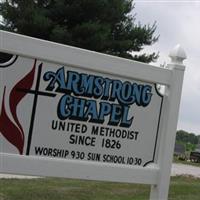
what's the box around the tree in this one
[0,0,159,63]
[176,130,199,145]
[176,130,200,152]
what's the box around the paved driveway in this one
[171,163,200,178]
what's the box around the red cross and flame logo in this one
[0,60,36,154]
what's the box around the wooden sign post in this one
[0,31,186,200]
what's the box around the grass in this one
[1,176,200,200]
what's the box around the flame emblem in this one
[0,60,36,154]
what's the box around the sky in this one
[133,0,200,135]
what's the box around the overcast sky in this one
[133,0,200,135]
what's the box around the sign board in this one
[0,31,186,200]
[0,54,163,167]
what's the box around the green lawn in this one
[1,176,200,200]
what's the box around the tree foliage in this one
[176,130,199,152]
[0,0,159,63]
[176,130,199,145]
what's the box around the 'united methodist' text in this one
[43,67,153,128]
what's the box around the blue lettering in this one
[120,106,133,127]
[85,100,98,122]
[99,102,112,123]
[57,94,72,120]
[141,85,152,106]
[80,73,94,96]
[43,67,66,91]
[108,104,122,126]
[93,77,104,98]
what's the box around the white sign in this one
[0,31,186,200]
[0,55,163,167]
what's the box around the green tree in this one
[176,130,200,152]
[176,130,199,145]
[0,0,159,63]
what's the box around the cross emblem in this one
[17,63,56,155]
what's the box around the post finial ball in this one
[169,44,187,65]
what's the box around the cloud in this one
[133,1,200,135]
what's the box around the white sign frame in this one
[0,31,186,200]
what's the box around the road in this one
[171,163,200,178]
[0,163,200,179]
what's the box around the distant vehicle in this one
[190,151,200,163]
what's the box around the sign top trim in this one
[0,30,172,85]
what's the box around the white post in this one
[150,44,186,200]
